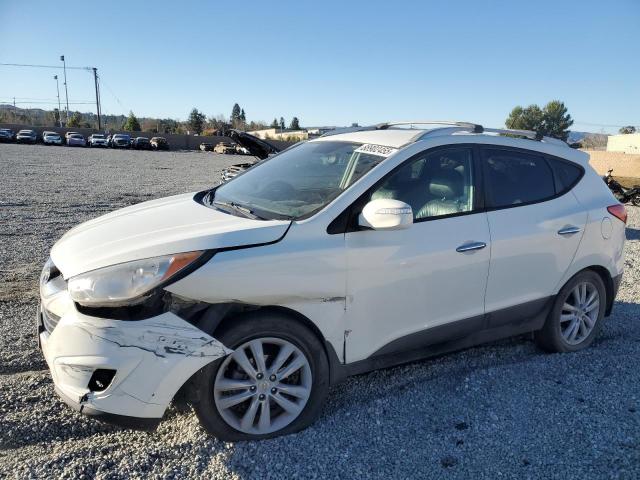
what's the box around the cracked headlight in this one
[68,251,204,307]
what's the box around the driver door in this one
[344,146,490,363]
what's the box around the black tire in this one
[193,311,329,441]
[632,194,640,207]
[535,270,607,353]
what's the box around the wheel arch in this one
[203,303,345,386]
[584,265,615,316]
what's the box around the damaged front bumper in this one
[37,303,232,429]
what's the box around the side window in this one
[370,147,475,220]
[482,148,555,208]
[547,157,583,193]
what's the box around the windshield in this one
[92,134,104,138]
[207,141,386,220]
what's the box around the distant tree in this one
[542,100,573,141]
[240,108,246,122]
[67,112,82,128]
[619,126,637,134]
[279,117,285,130]
[231,103,241,122]
[122,111,141,131]
[270,118,279,128]
[187,108,206,134]
[247,120,267,131]
[506,100,573,141]
[581,133,609,151]
[289,116,300,130]
[505,104,544,132]
[207,115,231,134]
[47,108,61,127]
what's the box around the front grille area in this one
[42,307,60,334]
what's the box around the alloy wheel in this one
[213,337,312,435]
[560,281,600,345]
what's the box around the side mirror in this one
[358,198,413,231]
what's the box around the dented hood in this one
[51,192,290,278]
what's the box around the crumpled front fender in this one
[41,308,232,419]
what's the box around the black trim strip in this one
[327,296,553,384]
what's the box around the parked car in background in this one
[67,133,86,147]
[200,142,214,152]
[64,132,80,144]
[37,120,626,440]
[213,141,236,154]
[88,134,109,147]
[42,131,63,145]
[133,137,152,150]
[16,129,37,144]
[0,128,15,142]
[150,136,169,150]
[111,134,131,148]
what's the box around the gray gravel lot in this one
[0,143,639,479]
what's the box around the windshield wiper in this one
[212,200,264,220]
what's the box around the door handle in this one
[456,241,487,253]
[557,226,581,236]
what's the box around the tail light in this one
[607,204,627,224]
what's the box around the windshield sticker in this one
[354,144,398,157]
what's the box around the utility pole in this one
[92,67,101,130]
[60,55,69,123]
[54,75,62,127]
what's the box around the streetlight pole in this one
[53,75,62,127]
[60,55,69,124]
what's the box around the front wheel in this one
[193,312,329,441]
[632,193,640,207]
[535,270,606,352]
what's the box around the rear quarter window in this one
[482,148,556,208]
[547,157,583,193]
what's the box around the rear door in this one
[481,146,587,315]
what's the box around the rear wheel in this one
[632,193,640,207]
[535,270,606,352]
[193,312,329,441]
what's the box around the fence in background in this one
[0,123,292,151]
[584,150,640,178]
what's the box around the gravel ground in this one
[0,143,639,479]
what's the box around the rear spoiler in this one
[227,129,281,160]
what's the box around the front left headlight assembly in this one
[67,251,204,307]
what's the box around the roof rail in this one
[320,121,568,147]
[483,128,567,146]
[319,125,376,137]
[415,125,568,146]
[376,120,483,133]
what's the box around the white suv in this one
[38,121,626,440]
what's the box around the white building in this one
[607,133,640,154]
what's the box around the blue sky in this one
[1,0,638,132]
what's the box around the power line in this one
[2,97,95,102]
[573,120,639,129]
[97,75,127,113]
[0,62,91,71]
[0,100,95,105]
